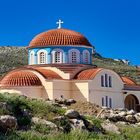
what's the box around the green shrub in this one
[85,115,102,128]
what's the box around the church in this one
[0,20,140,111]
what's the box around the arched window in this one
[83,50,90,64]
[69,49,80,64]
[40,52,45,64]
[37,50,47,64]
[101,96,112,108]
[30,51,35,65]
[54,51,61,63]
[101,74,112,88]
[51,49,63,63]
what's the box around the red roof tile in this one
[122,77,136,85]
[74,68,103,80]
[0,70,42,87]
[29,28,92,48]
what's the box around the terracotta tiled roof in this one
[32,68,62,79]
[0,70,42,87]
[122,77,136,85]
[74,68,103,80]
[124,85,140,91]
[25,64,95,79]
[29,28,92,48]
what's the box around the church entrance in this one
[125,94,139,111]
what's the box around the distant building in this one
[114,59,130,65]
[0,20,140,111]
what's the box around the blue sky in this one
[0,0,140,65]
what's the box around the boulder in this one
[70,119,86,130]
[0,115,17,132]
[32,117,57,129]
[53,116,65,121]
[127,110,135,115]
[65,109,80,119]
[116,121,128,125]
[101,122,120,134]
[108,113,125,122]
[67,99,76,104]
[134,114,140,122]
[125,115,137,123]
[136,122,140,126]
[118,111,127,117]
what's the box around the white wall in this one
[0,86,45,99]
[88,69,124,108]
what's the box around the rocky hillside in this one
[0,93,140,139]
[0,46,28,77]
[0,46,140,84]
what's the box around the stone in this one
[70,119,86,130]
[102,106,108,109]
[101,122,120,134]
[32,117,57,129]
[108,113,125,122]
[118,111,127,117]
[125,115,137,123]
[115,108,127,111]
[61,106,68,109]
[116,121,128,125]
[136,122,140,126]
[134,114,140,122]
[53,116,65,121]
[67,99,76,104]
[127,110,135,115]
[65,109,80,119]
[0,115,17,132]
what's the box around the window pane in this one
[109,98,112,108]
[109,76,112,87]
[40,52,45,64]
[102,97,104,106]
[71,52,77,63]
[55,51,61,63]
[105,74,108,87]
[101,75,104,87]
[105,96,108,107]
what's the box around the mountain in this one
[0,46,140,84]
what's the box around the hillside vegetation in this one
[0,93,139,140]
[0,46,28,77]
[0,46,140,84]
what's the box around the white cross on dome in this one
[56,19,64,29]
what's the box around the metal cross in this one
[56,19,64,29]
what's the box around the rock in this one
[136,122,140,126]
[101,122,120,134]
[115,108,127,111]
[116,121,128,125]
[108,113,125,122]
[127,110,135,115]
[53,116,65,121]
[118,111,127,117]
[32,117,57,129]
[102,106,109,109]
[134,114,140,122]
[55,98,65,104]
[61,106,68,109]
[70,119,86,130]
[125,115,137,123]
[0,115,17,132]
[67,99,76,104]
[65,109,80,119]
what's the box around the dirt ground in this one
[68,101,102,116]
